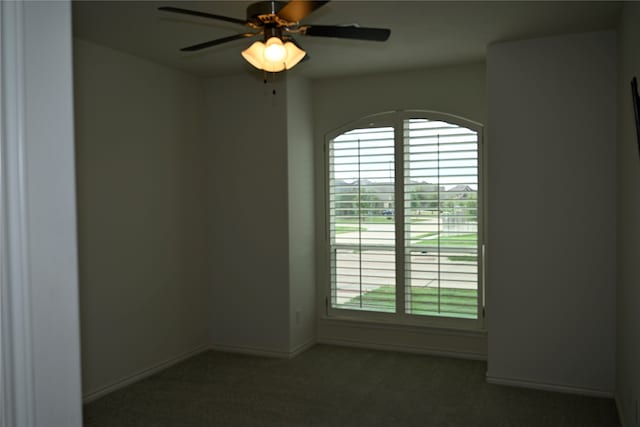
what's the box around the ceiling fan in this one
[158,0,391,72]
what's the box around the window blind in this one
[327,116,480,322]
[404,119,479,319]
[329,127,396,313]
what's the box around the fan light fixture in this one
[242,36,306,72]
[159,1,391,74]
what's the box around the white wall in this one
[204,73,316,356]
[312,63,487,133]
[486,31,617,395]
[74,39,209,397]
[205,74,291,355]
[26,5,83,422]
[617,2,640,424]
[286,76,316,352]
[1,1,83,425]
[312,63,488,357]
[24,2,83,424]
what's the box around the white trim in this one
[320,315,487,337]
[0,3,6,421]
[208,344,292,358]
[83,340,317,404]
[0,2,35,426]
[210,339,316,360]
[615,395,627,427]
[289,339,316,358]
[486,374,613,399]
[318,337,487,361]
[318,311,487,360]
[82,345,209,404]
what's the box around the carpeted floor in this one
[83,344,620,426]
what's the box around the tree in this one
[409,185,438,213]
[358,187,383,219]
[334,192,358,217]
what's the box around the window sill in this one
[317,315,487,360]
[319,314,487,337]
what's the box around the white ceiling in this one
[72,1,621,79]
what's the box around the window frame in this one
[323,110,485,331]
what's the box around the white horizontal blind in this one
[327,115,481,323]
[404,119,479,319]
[329,127,396,312]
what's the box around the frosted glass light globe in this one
[241,37,306,72]
[264,37,286,62]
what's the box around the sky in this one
[330,119,479,191]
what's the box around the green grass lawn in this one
[417,233,477,247]
[447,255,478,262]
[334,226,370,234]
[408,217,429,222]
[339,285,477,319]
[335,216,394,224]
[411,232,437,240]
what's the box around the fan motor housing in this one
[247,1,292,26]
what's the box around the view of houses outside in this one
[329,119,479,319]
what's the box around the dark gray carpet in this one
[83,344,620,426]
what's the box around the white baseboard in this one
[486,374,613,399]
[615,395,627,427]
[318,336,487,361]
[209,339,316,359]
[82,340,316,404]
[82,345,209,404]
[289,339,316,358]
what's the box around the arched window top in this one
[326,110,483,142]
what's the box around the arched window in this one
[326,111,483,327]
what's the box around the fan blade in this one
[278,1,329,23]
[303,25,390,41]
[158,6,249,27]
[181,33,257,52]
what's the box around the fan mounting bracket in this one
[246,1,297,28]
